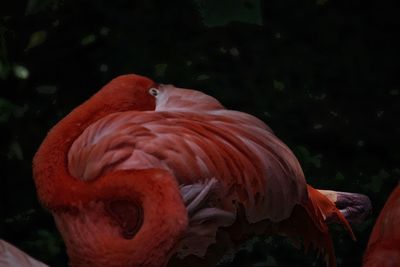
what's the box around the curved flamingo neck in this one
[56,170,188,267]
[33,74,156,207]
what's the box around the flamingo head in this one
[87,74,158,113]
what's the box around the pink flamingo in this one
[33,74,370,267]
[363,184,400,266]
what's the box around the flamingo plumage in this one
[363,184,400,266]
[0,239,48,267]
[33,74,369,267]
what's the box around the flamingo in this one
[0,239,48,267]
[363,184,400,266]
[32,74,370,267]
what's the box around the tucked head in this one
[91,74,157,113]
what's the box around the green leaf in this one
[3,209,35,224]
[36,85,58,94]
[253,256,278,267]
[229,47,240,56]
[313,124,323,130]
[25,30,47,51]
[99,27,110,36]
[8,141,24,160]
[194,0,262,27]
[196,74,210,81]
[13,65,30,79]
[0,98,28,122]
[81,34,97,46]
[273,80,285,91]
[295,145,322,169]
[335,172,345,181]
[242,236,259,252]
[25,0,64,15]
[365,169,390,193]
[23,229,61,258]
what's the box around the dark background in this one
[0,0,399,266]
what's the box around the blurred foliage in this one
[0,0,399,266]
[194,0,263,27]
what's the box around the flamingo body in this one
[363,185,400,267]
[33,74,357,267]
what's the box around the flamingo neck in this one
[33,74,156,207]
[55,170,188,267]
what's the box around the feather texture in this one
[0,239,48,267]
[363,185,400,266]
[68,84,307,224]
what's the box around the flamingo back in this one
[68,84,307,224]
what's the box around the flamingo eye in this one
[149,88,159,97]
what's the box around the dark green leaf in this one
[196,74,210,80]
[13,65,30,79]
[25,0,64,15]
[194,0,262,27]
[36,85,58,94]
[81,34,97,46]
[273,80,285,91]
[25,30,47,51]
[8,141,24,160]
[335,172,345,181]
